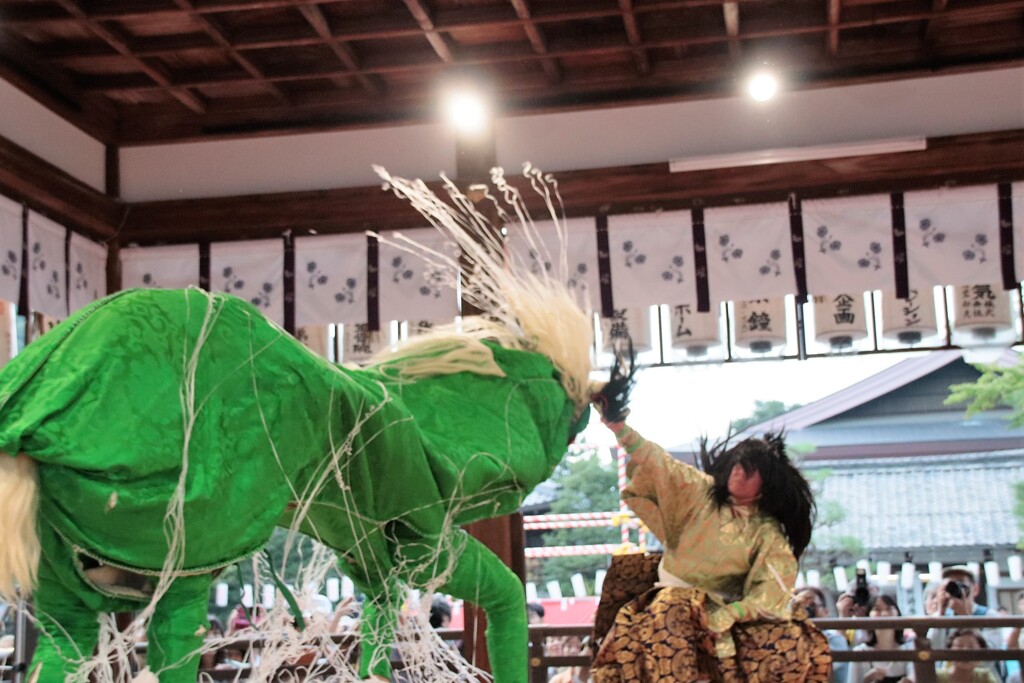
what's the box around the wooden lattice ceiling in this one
[0,0,1023,145]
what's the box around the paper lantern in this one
[953,284,1012,340]
[929,561,943,579]
[342,576,355,598]
[984,560,1000,587]
[668,303,720,356]
[600,307,653,354]
[734,299,787,353]
[900,563,916,590]
[406,319,436,337]
[832,566,848,590]
[242,583,254,608]
[805,569,821,588]
[215,582,229,607]
[1008,555,1023,582]
[296,325,331,359]
[262,584,275,608]
[326,577,340,602]
[881,288,938,345]
[546,580,563,600]
[343,322,383,365]
[571,573,588,597]
[594,570,607,596]
[812,293,868,349]
[525,582,539,603]
[876,561,892,579]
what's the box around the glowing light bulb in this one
[444,90,489,136]
[748,73,778,102]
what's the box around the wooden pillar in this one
[454,122,529,676]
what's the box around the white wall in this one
[495,67,1024,173]
[0,78,106,192]
[121,124,458,202]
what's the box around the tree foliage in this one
[945,354,1024,427]
[730,399,803,433]
[528,446,619,597]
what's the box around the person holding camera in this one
[927,566,1004,681]
[847,595,914,683]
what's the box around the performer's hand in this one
[603,419,625,434]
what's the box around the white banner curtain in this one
[1013,182,1024,284]
[801,194,895,297]
[507,217,600,309]
[0,195,23,304]
[68,233,107,313]
[210,239,285,326]
[26,211,68,319]
[608,210,696,308]
[294,233,367,326]
[378,228,460,324]
[904,185,1002,288]
[703,202,796,305]
[121,244,201,290]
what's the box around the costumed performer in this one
[590,416,829,683]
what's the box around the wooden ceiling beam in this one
[618,0,652,75]
[119,129,1024,244]
[401,0,456,64]
[827,0,841,55]
[723,2,741,59]
[50,0,207,113]
[0,135,121,242]
[924,0,950,43]
[508,0,562,83]
[296,4,384,96]
[171,0,290,104]
[73,2,1024,95]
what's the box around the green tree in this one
[946,354,1024,426]
[730,399,803,433]
[529,445,619,597]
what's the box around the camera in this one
[852,568,871,608]
[945,580,968,600]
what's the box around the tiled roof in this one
[804,450,1024,556]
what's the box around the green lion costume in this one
[0,168,601,683]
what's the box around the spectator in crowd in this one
[796,586,850,683]
[847,595,914,683]
[937,630,999,683]
[836,574,881,647]
[527,602,545,625]
[549,636,591,683]
[429,596,452,629]
[926,566,1004,680]
[1004,592,1024,683]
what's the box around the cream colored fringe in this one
[370,165,595,412]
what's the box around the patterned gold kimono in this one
[592,426,831,683]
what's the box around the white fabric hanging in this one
[378,227,459,324]
[608,211,696,308]
[294,233,367,326]
[210,239,284,326]
[801,194,894,296]
[121,244,200,290]
[0,195,23,305]
[704,202,796,305]
[507,217,600,310]
[0,299,16,367]
[68,232,107,313]
[26,211,67,319]
[904,185,1001,288]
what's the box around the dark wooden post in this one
[454,121,529,678]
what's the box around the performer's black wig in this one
[699,432,816,558]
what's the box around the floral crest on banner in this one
[210,239,284,325]
[121,244,201,290]
[703,202,796,306]
[904,185,1001,289]
[608,211,696,308]
[294,233,367,327]
[507,217,600,310]
[69,233,108,313]
[0,196,23,304]
[378,228,459,323]
[27,211,68,319]
[801,195,895,296]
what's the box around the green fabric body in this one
[0,287,580,682]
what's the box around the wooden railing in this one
[3,616,1023,682]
